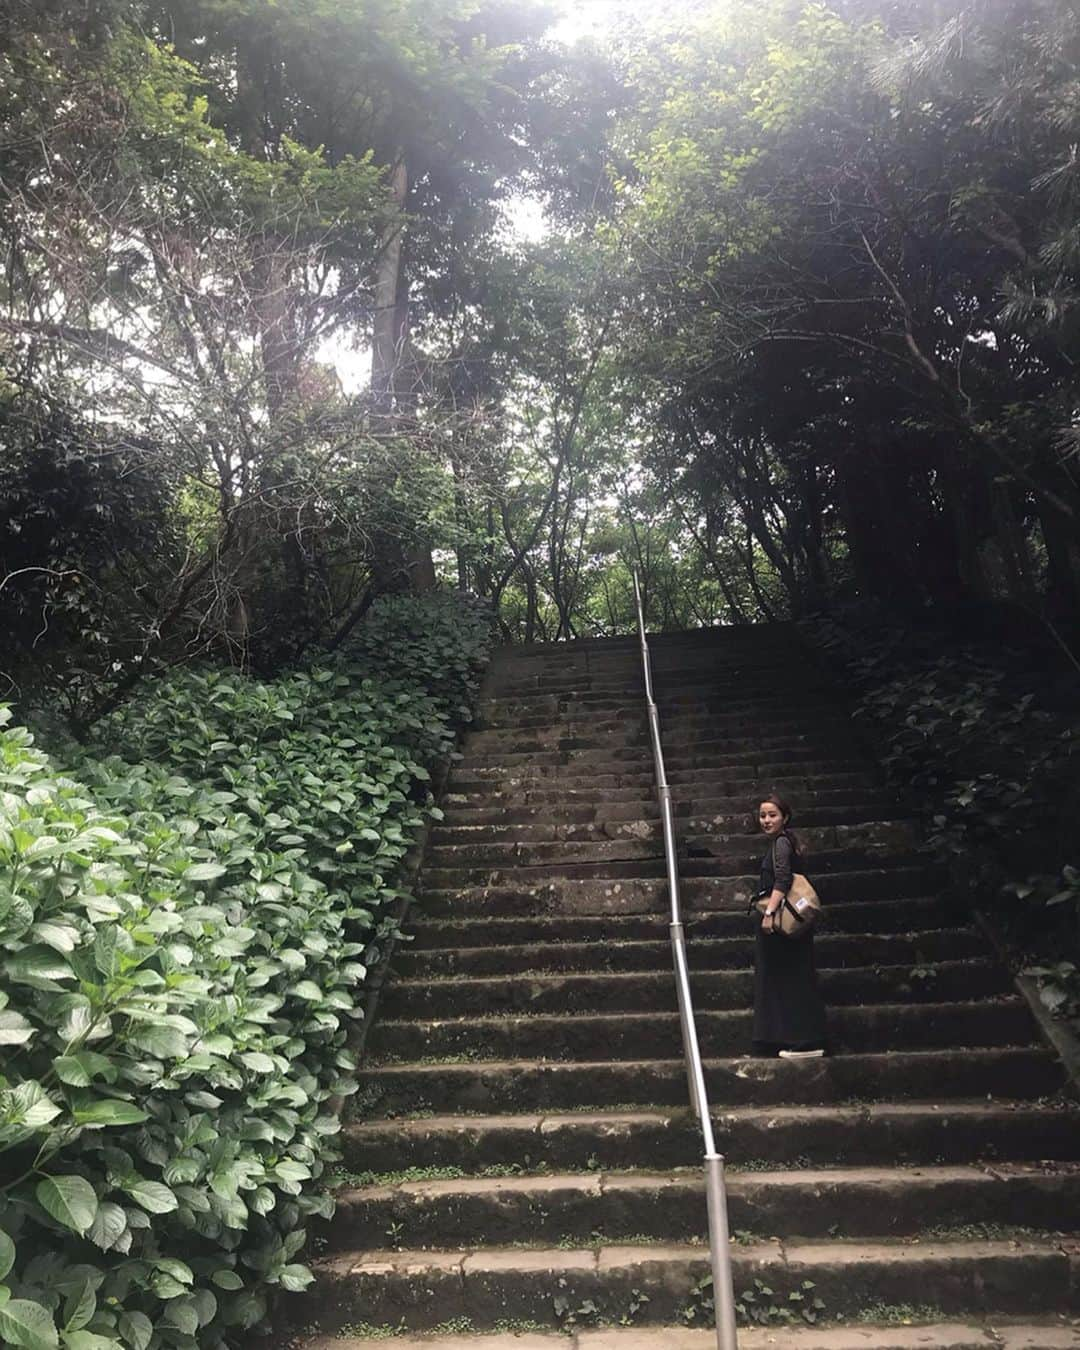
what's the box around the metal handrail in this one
[631,570,738,1350]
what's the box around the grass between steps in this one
[328,1155,843,1188]
[335,1318,552,1339]
[325,1299,969,1339]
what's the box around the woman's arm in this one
[763,835,795,929]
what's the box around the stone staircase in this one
[302,627,1080,1349]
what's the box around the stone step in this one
[470,713,856,742]
[434,799,903,835]
[490,664,816,693]
[395,926,993,977]
[409,896,960,946]
[424,821,917,869]
[421,850,931,892]
[481,682,836,708]
[304,1324,1080,1350]
[464,727,860,757]
[358,1046,1063,1116]
[327,1163,1080,1251]
[477,686,843,715]
[451,748,867,777]
[476,701,845,731]
[378,958,1009,1019]
[444,770,880,805]
[311,1238,1078,1333]
[341,1103,1080,1175]
[366,999,1036,1064]
[440,791,902,827]
[416,868,943,918]
[448,774,881,805]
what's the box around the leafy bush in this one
[0,593,490,1349]
[804,605,1079,1019]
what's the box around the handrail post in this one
[630,567,739,1350]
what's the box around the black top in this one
[759,832,799,896]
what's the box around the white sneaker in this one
[778,1048,825,1059]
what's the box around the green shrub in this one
[804,605,1079,1019]
[0,593,491,1349]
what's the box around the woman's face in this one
[758,801,786,836]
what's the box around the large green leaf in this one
[127,1024,188,1061]
[87,1202,127,1252]
[4,948,75,988]
[70,1100,148,1128]
[123,1180,178,1214]
[0,1228,14,1281]
[0,1297,59,1349]
[184,862,226,882]
[278,1264,314,1292]
[116,1313,151,1350]
[0,1010,35,1046]
[53,1053,117,1088]
[35,1176,98,1235]
[61,1333,123,1350]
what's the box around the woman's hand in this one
[762,891,785,933]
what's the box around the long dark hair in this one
[757,792,803,857]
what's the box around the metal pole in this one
[706,1155,740,1350]
[629,567,739,1350]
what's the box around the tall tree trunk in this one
[1039,500,1080,618]
[369,157,436,592]
[372,159,409,415]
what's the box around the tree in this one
[599,0,1080,625]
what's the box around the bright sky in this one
[550,0,628,43]
[330,1,669,388]
[550,0,666,44]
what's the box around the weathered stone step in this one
[476,699,845,730]
[465,726,858,756]
[435,799,902,835]
[449,774,880,807]
[425,820,917,869]
[311,1238,1077,1333]
[483,678,834,705]
[470,711,854,741]
[305,1323,1080,1350]
[367,999,1036,1064]
[328,1163,1080,1252]
[440,790,901,827]
[453,747,867,776]
[444,769,879,804]
[395,926,992,977]
[417,867,942,917]
[488,677,812,702]
[478,684,841,712]
[341,1103,1080,1175]
[378,958,1009,1018]
[410,895,959,946]
[358,1047,1063,1116]
[421,846,929,891]
[491,661,815,692]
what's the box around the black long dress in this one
[751,832,828,1053]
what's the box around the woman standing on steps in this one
[752,794,828,1058]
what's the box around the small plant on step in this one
[680,1274,714,1325]
[618,1288,651,1325]
[553,1278,601,1329]
[1015,865,1080,1022]
[788,1279,827,1325]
